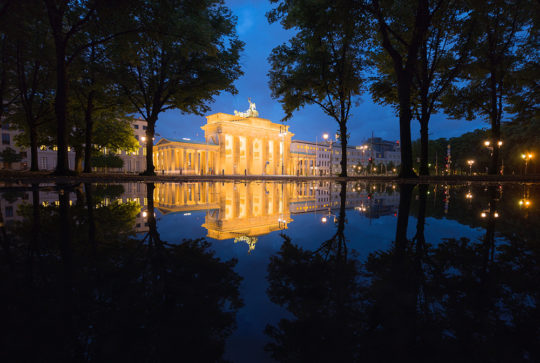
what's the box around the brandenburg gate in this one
[154,99,294,175]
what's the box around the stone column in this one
[262,138,269,175]
[274,139,279,175]
[233,136,240,175]
[246,182,253,218]
[284,135,290,175]
[246,136,253,175]
[205,150,209,174]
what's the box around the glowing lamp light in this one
[322,133,329,140]
[142,211,147,218]
[466,193,473,199]
[141,136,146,142]
[519,199,532,208]
[494,212,499,218]
[481,212,487,218]
[484,140,490,147]
[321,217,327,223]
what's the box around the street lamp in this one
[484,140,503,174]
[323,133,334,176]
[467,159,475,175]
[521,153,533,174]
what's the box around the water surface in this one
[1,181,538,362]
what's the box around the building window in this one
[143,126,147,130]
[2,133,10,145]
[5,206,13,218]
[40,157,48,169]
[134,124,139,129]
[1,123,9,130]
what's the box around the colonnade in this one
[219,134,290,175]
[291,153,316,176]
[154,145,218,175]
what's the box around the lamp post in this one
[521,153,533,175]
[467,159,475,176]
[323,133,333,176]
[484,140,503,174]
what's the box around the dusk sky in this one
[155,0,486,146]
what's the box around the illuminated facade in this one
[154,110,295,175]
[154,99,341,176]
[154,182,294,252]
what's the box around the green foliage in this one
[268,0,369,176]
[440,0,535,163]
[93,118,139,152]
[267,0,367,122]
[113,0,244,174]
[0,147,22,164]
[91,153,124,169]
[412,118,540,174]
[93,184,126,201]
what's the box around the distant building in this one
[292,136,401,176]
[0,118,147,173]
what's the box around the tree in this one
[366,0,445,178]
[4,0,55,171]
[0,147,22,169]
[369,1,472,175]
[442,0,534,175]
[42,0,137,175]
[69,28,136,173]
[267,0,368,177]
[114,0,243,175]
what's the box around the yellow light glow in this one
[321,217,327,223]
[481,212,487,218]
[484,141,490,147]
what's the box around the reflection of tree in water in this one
[0,183,243,362]
[265,183,540,362]
[266,181,365,362]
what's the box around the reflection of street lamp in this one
[519,199,531,207]
[521,153,533,174]
[480,210,499,218]
[467,159,475,175]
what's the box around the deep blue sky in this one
[155,0,485,145]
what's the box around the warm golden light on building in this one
[153,105,304,175]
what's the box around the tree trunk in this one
[419,118,429,176]
[84,183,96,257]
[143,119,156,175]
[397,77,416,178]
[29,127,39,171]
[53,43,70,174]
[339,122,348,177]
[74,146,83,173]
[83,91,95,173]
[44,1,70,175]
[395,183,414,249]
[488,70,500,175]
